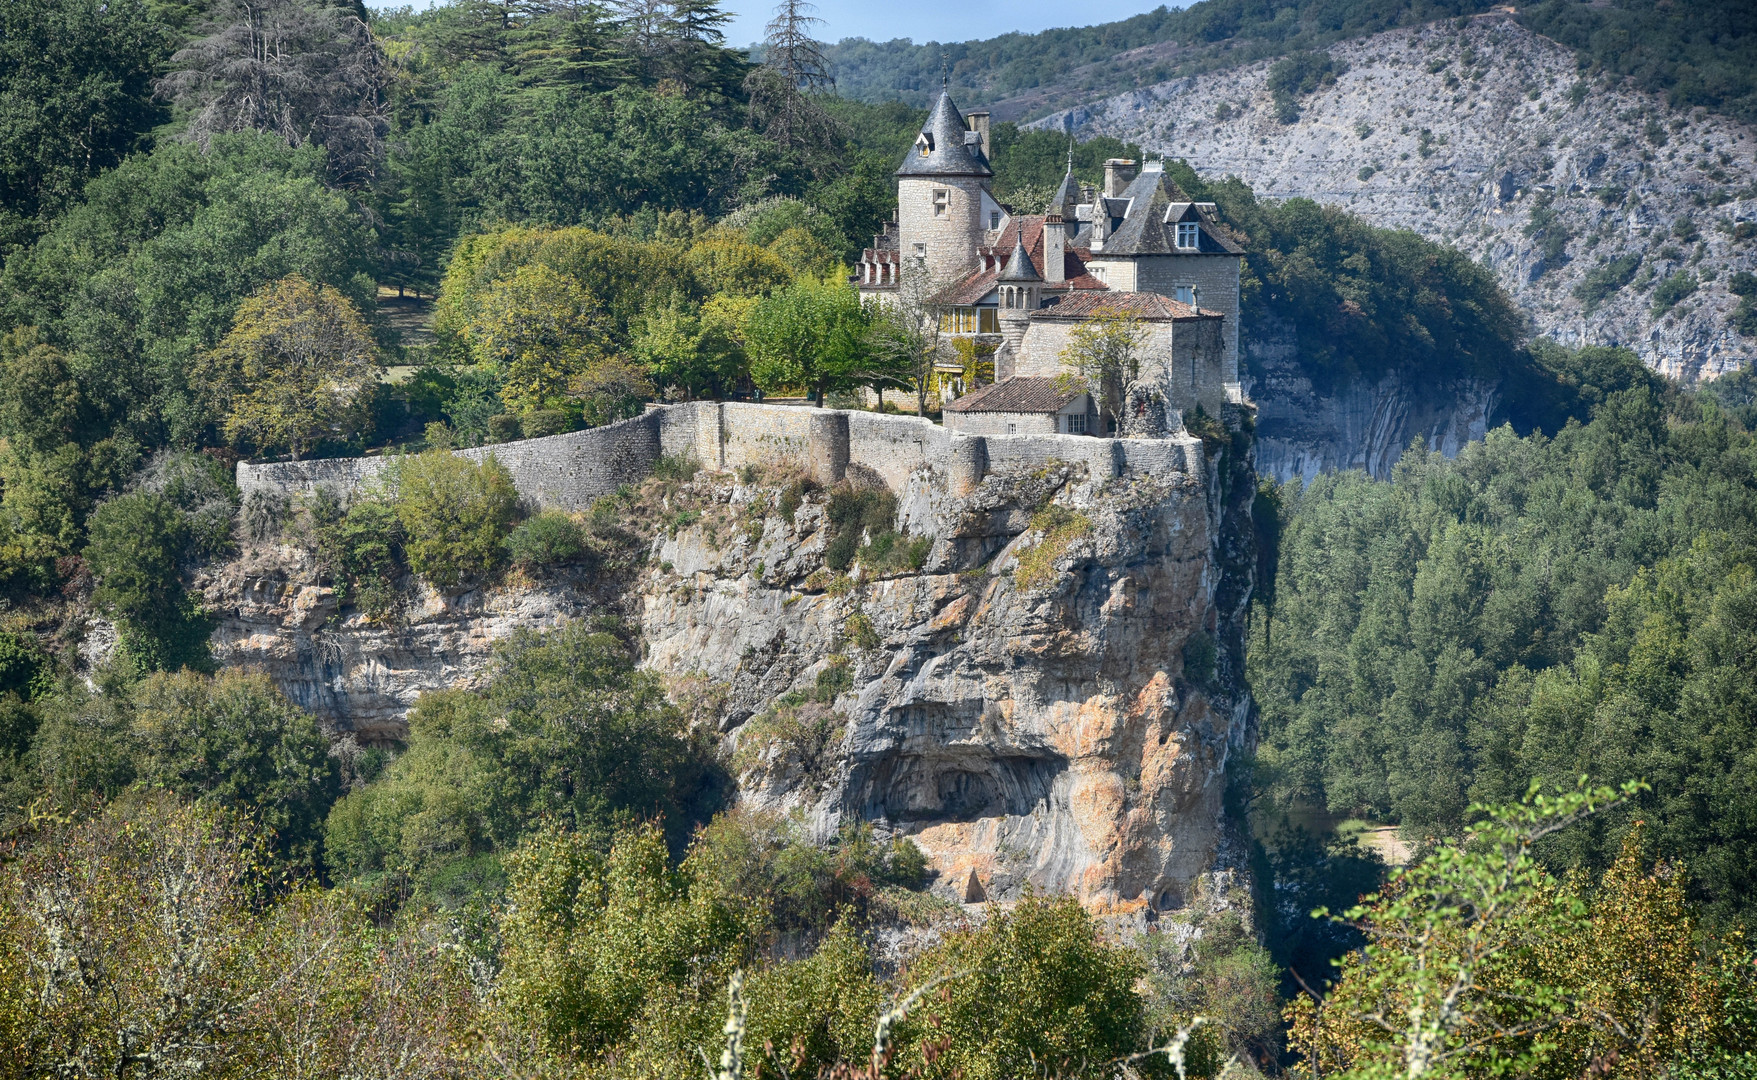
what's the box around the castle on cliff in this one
[854,90,1246,436]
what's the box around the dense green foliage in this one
[1252,363,1757,925]
[0,670,339,865]
[0,0,172,251]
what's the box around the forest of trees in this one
[1,0,1756,1076]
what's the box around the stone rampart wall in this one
[236,401,1206,511]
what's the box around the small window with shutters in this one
[1175,285,1195,305]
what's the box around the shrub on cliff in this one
[392,449,518,590]
[507,510,588,569]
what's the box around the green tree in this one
[472,262,612,413]
[1058,305,1146,432]
[200,275,382,459]
[82,492,211,674]
[391,449,518,590]
[0,0,173,249]
[1289,785,1755,1080]
[1,134,377,447]
[894,894,1150,1080]
[744,277,874,405]
[323,619,722,900]
[126,670,340,868]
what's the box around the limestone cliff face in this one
[198,548,605,742]
[199,425,1257,916]
[1034,15,1757,384]
[642,444,1256,914]
[1246,316,1498,482]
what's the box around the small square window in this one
[1175,285,1195,305]
[1177,222,1199,249]
[933,189,950,217]
[1006,423,1018,435]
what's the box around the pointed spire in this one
[1050,149,1080,219]
[998,229,1040,282]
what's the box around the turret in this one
[895,90,994,287]
[995,230,1040,380]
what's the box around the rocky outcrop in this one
[642,436,1256,914]
[1035,15,1757,384]
[198,547,608,742]
[198,419,1259,917]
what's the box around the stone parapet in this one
[236,402,1206,509]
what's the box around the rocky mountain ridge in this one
[1034,15,1757,385]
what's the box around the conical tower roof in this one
[896,90,993,178]
[1050,150,1079,217]
[998,229,1040,282]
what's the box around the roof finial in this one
[1066,140,1074,175]
[941,52,949,88]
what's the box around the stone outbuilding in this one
[941,376,1100,436]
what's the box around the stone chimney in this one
[1043,214,1066,283]
[966,111,991,160]
[1103,158,1138,197]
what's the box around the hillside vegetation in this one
[0,0,1755,1075]
[824,0,1757,125]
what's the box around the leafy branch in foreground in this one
[1288,779,1757,1080]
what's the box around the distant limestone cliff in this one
[1036,15,1757,387]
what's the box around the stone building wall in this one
[1133,255,1242,379]
[942,411,1061,437]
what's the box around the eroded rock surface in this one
[200,428,1257,916]
[1036,16,1757,383]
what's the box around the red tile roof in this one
[943,376,1083,414]
[985,217,1109,291]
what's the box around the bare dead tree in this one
[744,0,839,154]
[157,0,388,187]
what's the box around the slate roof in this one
[896,91,993,178]
[1031,291,1217,321]
[998,230,1039,281]
[942,377,1082,414]
[1099,169,1245,257]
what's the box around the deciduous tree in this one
[201,275,381,460]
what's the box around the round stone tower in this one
[896,90,993,288]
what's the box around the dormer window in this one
[1176,222,1200,250]
[916,133,933,156]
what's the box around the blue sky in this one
[365,0,1179,52]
